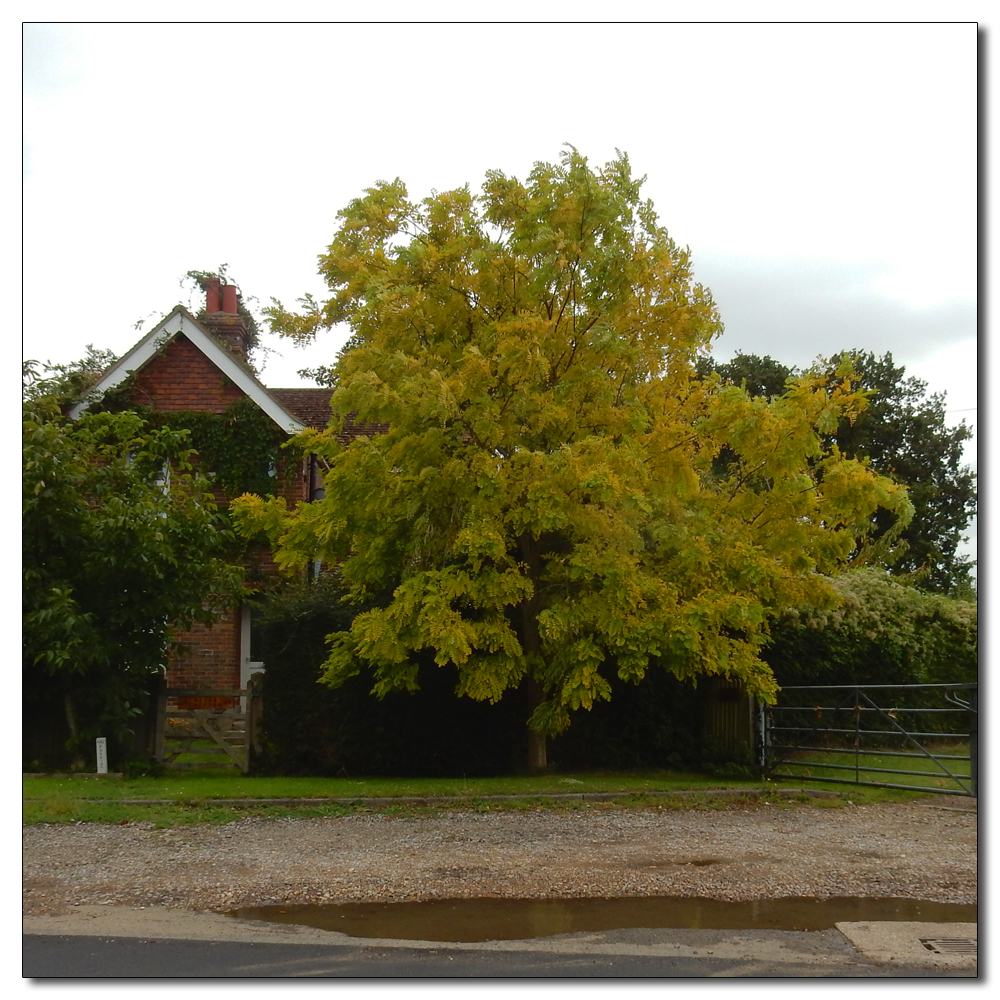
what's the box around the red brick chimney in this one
[200,277,250,360]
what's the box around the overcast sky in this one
[22,19,978,562]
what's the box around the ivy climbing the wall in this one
[148,396,294,499]
[87,369,298,502]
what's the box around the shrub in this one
[764,568,977,688]
[252,575,526,776]
[252,575,733,775]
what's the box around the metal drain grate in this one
[920,938,977,955]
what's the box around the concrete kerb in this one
[836,921,978,971]
[21,906,977,972]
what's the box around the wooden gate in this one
[705,677,755,759]
[153,673,263,773]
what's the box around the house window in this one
[153,460,170,495]
[127,451,170,494]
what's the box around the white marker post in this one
[95,737,108,775]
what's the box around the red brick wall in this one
[169,612,241,709]
[164,453,311,699]
[129,335,246,413]
[126,334,316,697]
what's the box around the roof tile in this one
[269,388,388,442]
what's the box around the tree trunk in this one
[63,692,86,771]
[527,678,547,773]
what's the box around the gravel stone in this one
[22,800,976,916]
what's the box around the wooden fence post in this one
[756,701,768,771]
[152,673,167,762]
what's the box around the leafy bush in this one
[252,575,526,776]
[23,378,244,765]
[549,667,708,771]
[252,575,732,776]
[764,568,977,688]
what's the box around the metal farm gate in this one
[761,683,977,798]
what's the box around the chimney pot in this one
[199,276,248,361]
[205,277,221,314]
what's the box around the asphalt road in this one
[23,934,976,979]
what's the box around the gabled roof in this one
[269,389,390,442]
[269,388,335,429]
[67,306,307,434]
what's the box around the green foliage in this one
[46,341,296,502]
[548,668,708,771]
[251,575,527,776]
[250,575,727,776]
[23,390,245,765]
[823,351,976,592]
[696,351,793,399]
[121,756,166,779]
[765,568,977,687]
[236,147,912,745]
[701,350,977,594]
[23,347,118,410]
[91,375,293,501]
[144,397,290,500]
[296,331,368,388]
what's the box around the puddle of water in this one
[228,896,977,942]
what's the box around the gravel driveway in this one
[23,798,976,917]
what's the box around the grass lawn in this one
[23,769,755,803]
[768,741,973,795]
[22,767,934,827]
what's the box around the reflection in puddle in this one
[228,896,977,942]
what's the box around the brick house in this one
[67,279,365,706]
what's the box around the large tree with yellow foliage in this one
[234,148,912,770]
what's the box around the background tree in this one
[24,345,118,409]
[825,351,975,592]
[23,364,245,766]
[701,350,976,593]
[696,351,793,399]
[236,149,911,771]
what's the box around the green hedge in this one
[252,576,716,776]
[764,569,977,688]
